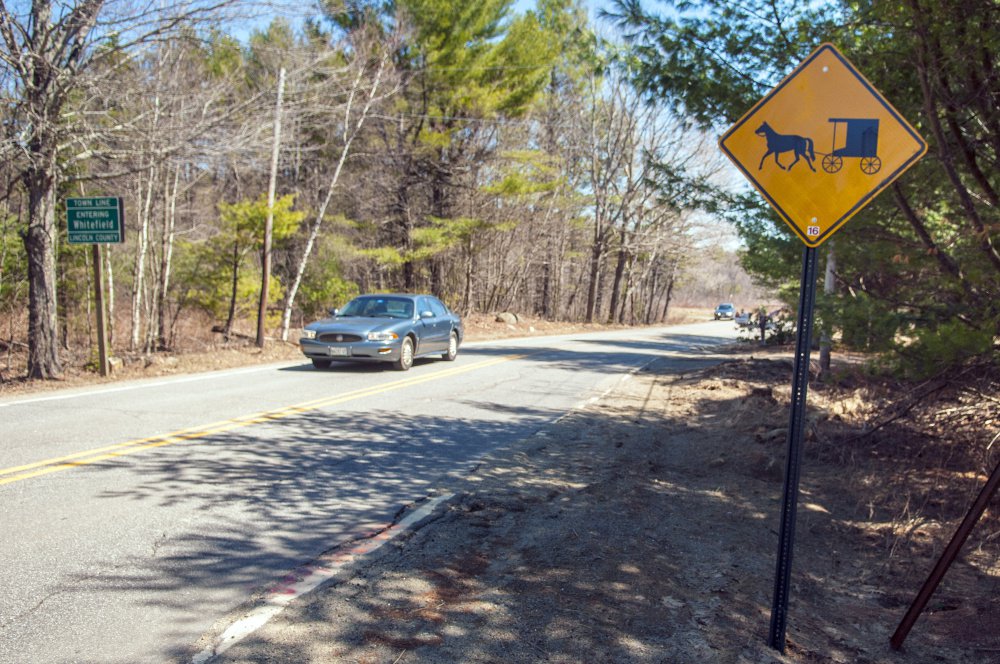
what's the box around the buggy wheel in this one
[822,154,842,173]
[860,156,881,174]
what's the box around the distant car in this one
[714,303,736,320]
[299,294,463,371]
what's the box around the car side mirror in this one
[420,310,434,318]
[330,308,340,317]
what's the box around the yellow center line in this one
[0,352,531,487]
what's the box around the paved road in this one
[0,322,737,663]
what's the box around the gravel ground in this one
[205,351,996,664]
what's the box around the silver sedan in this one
[299,294,463,371]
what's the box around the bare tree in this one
[278,31,396,341]
[584,67,641,323]
[0,0,248,378]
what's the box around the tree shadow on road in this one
[209,358,998,664]
[51,354,998,664]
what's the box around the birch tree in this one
[278,29,395,341]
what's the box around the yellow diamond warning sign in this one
[719,43,927,247]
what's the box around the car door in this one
[413,297,441,352]
[427,297,453,351]
[416,296,448,352]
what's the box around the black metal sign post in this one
[768,244,819,653]
[717,43,928,655]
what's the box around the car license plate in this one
[327,347,349,356]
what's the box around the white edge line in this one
[0,361,303,408]
[192,493,454,664]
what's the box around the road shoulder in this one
[209,352,992,664]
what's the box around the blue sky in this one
[232,0,615,44]
[514,0,610,21]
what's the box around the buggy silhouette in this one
[821,118,881,175]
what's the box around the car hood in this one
[305,316,407,334]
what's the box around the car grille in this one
[318,333,363,343]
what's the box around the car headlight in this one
[367,331,399,342]
[301,329,317,340]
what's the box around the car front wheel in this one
[394,337,414,371]
[442,331,459,361]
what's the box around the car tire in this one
[312,358,332,369]
[442,331,459,361]
[394,337,414,371]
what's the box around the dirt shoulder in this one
[210,348,998,664]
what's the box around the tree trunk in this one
[585,242,603,323]
[57,233,70,350]
[23,166,62,378]
[619,255,635,325]
[645,266,659,325]
[608,228,629,323]
[551,226,567,320]
[607,256,624,323]
[401,183,416,291]
[462,239,475,315]
[539,254,552,319]
[659,261,678,323]
[130,163,155,351]
[429,174,447,297]
[819,241,836,374]
[105,246,116,347]
[157,165,180,350]
[258,67,285,348]
[223,240,240,338]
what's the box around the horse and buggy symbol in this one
[756,118,882,175]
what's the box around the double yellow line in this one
[0,353,529,487]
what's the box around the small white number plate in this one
[327,347,349,356]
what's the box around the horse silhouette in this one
[755,122,816,172]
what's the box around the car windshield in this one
[339,297,414,319]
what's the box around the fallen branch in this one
[849,379,950,442]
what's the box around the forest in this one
[0,0,996,380]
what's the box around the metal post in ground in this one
[890,456,1000,650]
[768,245,818,652]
